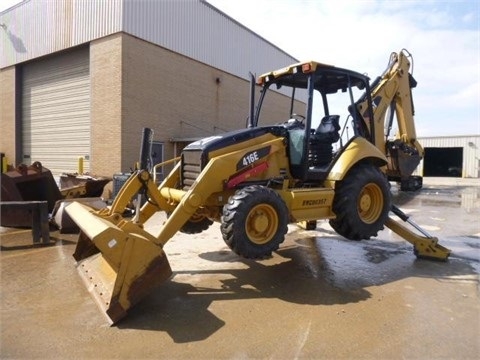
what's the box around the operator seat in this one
[309,115,340,167]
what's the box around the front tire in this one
[329,163,391,240]
[221,185,288,259]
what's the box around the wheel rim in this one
[357,183,383,224]
[245,204,278,244]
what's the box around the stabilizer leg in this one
[387,205,451,261]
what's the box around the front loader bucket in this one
[65,202,172,324]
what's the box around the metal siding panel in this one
[3,0,296,84]
[22,47,90,175]
[122,0,298,82]
[1,0,122,68]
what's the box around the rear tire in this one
[221,185,288,259]
[167,210,213,234]
[180,214,213,234]
[329,163,391,240]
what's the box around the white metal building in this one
[414,135,480,178]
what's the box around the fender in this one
[327,137,387,181]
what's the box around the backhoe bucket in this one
[66,202,172,324]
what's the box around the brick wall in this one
[121,33,292,173]
[90,34,123,177]
[0,67,17,166]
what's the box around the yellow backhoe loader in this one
[66,49,450,324]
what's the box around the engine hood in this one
[183,126,286,154]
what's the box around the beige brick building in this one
[0,0,297,180]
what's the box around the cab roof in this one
[257,61,369,94]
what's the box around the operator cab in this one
[251,61,374,181]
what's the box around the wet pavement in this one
[1,178,479,359]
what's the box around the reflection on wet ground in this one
[390,183,480,240]
[303,232,478,290]
[392,183,480,212]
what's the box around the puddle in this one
[392,184,480,212]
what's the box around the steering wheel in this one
[284,113,305,129]
[290,113,305,123]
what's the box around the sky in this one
[1,0,479,136]
[207,0,480,137]
[0,0,22,13]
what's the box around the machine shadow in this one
[117,230,477,342]
[117,242,371,341]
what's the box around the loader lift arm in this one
[66,129,288,324]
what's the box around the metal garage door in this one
[423,147,463,177]
[22,47,90,175]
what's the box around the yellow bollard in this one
[78,157,84,175]
[2,156,8,173]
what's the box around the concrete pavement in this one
[1,178,479,359]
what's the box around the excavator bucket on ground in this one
[66,201,172,324]
[1,162,62,212]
